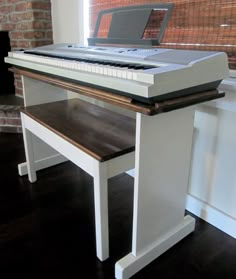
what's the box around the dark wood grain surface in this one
[21,98,135,162]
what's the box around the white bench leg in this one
[93,162,109,261]
[21,113,37,183]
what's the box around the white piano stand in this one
[17,69,198,279]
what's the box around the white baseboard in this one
[186,194,236,239]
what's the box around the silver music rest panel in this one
[88,3,174,47]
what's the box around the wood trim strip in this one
[155,90,225,113]
[10,67,153,115]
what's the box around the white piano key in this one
[87,64,92,72]
[71,62,76,70]
[107,67,113,76]
[74,63,80,70]
[62,61,67,68]
[117,69,123,78]
[127,71,133,80]
[95,65,101,74]
[81,63,87,71]
[132,70,142,81]
[111,68,117,77]
[103,67,108,76]
[121,71,127,79]
[98,66,104,75]
[10,51,157,84]
[91,64,96,73]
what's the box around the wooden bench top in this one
[20,98,136,162]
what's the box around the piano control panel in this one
[5,43,229,103]
[25,43,171,60]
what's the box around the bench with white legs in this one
[20,98,135,262]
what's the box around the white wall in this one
[51,0,85,44]
[187,80,236,238]
[50,0,91,101]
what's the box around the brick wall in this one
[0,0,53,96]
[0,104,22,133]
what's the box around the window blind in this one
[89,0,236,69]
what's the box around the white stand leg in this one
[93,162,109,261]
[115,108,196,279]
[21,113,37,183]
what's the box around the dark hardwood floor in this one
[1,133,236,279]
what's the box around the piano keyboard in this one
[10,50,157,83]
[5,44,229,102]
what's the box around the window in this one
[88,0,236,70]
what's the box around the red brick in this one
[15,80,22,89]
[44,11,52,21]
[31,40,52,47]
[16,22,33,30]
[10,31,24,40]
[14,73,21,80]
[10,40,17,48]
[0,5,14,13]
[7,0,20,3]
[0,111,6,117]
[33,11,48,20]
[46,30,52,39]
[15,40,31,49]
[6,111,20,118]
[33,21,52,29]
[9,13,24,22]
[6,118,21,126]
[15,88,23,97]
[1,23,16,30]
[0,14,7,23]
[25,2,33,9]
[15,3,28,12]
[0,0,6,5]
[24,30,45,39]
[23,31,34,39]
[0,118,6,125]
[14,75,22,81]
[31,1,51,10]
[22,11,34,20]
